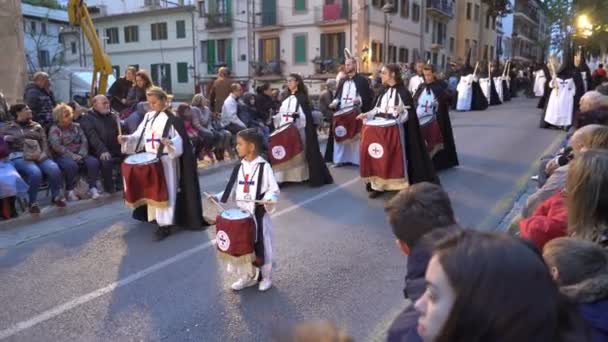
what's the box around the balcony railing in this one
[426,0,454,19]
[514,5,539,23]
[312,57,342,74]
[251,60,283,76]
[206,13,232,29]
[315,4,349,25]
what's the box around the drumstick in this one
[236,199,273,205]
[203,192,226,212]
[115,114,122,137]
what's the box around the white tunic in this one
[272,95,309,183]
[544,78,576,127]
[493,76,504,102]
[122,111,183,226]
[333,79,362,165]
[456,74,474,111]
[479,78,492,101]
[581,71,589,93]
[416,88,437,125]
[408,75,424,95]
[534,69,546,97]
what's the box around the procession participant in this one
[408,62,425,95]
[575,48,593,93]
[357,64,438,199]
[118,87,206,240]
[491,61,505,103]
[325,54,373,166]
[537,60,554,110]
[481,61,502,106]
[502,60,512,102]
[460,49,489,111]
[414,64,459,171]
[215,129,279,292]
[271,73,333,187]
[534,62,549,98]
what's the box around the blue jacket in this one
[561,273,608,342]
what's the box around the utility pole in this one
[382,2,394,64]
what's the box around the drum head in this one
[220,208,252,220]
[124,152,158,165]
[366,118,397,127]
[334,106,358,116]
[270,123,293,137]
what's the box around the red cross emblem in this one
[146,132,161,149]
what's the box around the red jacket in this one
[520,191,568,249]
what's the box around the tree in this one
[543,0,574,52]
[24,16,67,77]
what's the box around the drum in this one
[332,106,362,143]
[215,208,256,262]
[121,152,169,208]
[268,123,304,170]
[419,117,444,158]
[360,117,408,190]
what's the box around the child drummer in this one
[215,129,280,292]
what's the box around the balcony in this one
[426,0,454,20]
[206,13,232,31]
[315,4,349,26]
[251,60,284,79]
[514,5,539,24]
[256,0,283,32]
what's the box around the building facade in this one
[500,0,549,63]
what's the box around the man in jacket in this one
[384,182,461,342]
[79,95,122,193]
[23,72,56,127]
[208,67,232,115]
[220,83,247,135]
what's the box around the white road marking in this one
[0,177,361,340]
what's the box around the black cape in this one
[325,74,373,163]
[374,84,439,185]
[471,79,489,110]
[502,77,512,101]
[414,81,460,171]
[488,77,502,105]
[133,112,208,230]
[293,91,334,187]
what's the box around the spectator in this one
[221,83,247,135]
[1,104,64,213]
[124,70,153,113]
[520,190,568,250]
[543,237,608,342]
[176,104,216,163]
[576,90,608,128]
[0,135,28,219]
[240,92,270,140]
[384,182,460,342]
[0,91,10,122]
[107,66,136,112]
[79,95,122,194]
[270,88,281,111]
[191,94,232,161]
[592,64,608,89]
[415,230,589,342]
[48,104,101,201]
[318,79,336,124]
[566,149,608,247]
[67,101,86,124]
[124,101,148,134]
[208,67,232,115]
[23,72,56,127]
[255,83,275,126]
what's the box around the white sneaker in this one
[90,188,100,200]
[67,190,79,201]
[258,278,272,292]
[231,268,259,291]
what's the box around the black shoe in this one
[368,190,382,199]
[155,226,171,241]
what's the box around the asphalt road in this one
[0,98,563,342]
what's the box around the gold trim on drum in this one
[125,198,169,209]
[216,251,256,265]
[271,151,306,172]
[362,176,410,191]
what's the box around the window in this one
[472,40,478,59]
[449,37,455,52]
[466,3,472,20]
[260,38,279,62]
[198,1,205,17]
[41,22,47,35]
[371,41,383,63]
[217,39,227,63]
[398,47,408,63]
[294,34,307,64]
[400,0,409,18]
[320,32,346,61]
[71,42,77,54]
[474,4,480,22]
[38,50,50,67]
[106,27,119,44]
[485,15,490,29]
[176,20,186,39]
[295,0,306,11]
[388,45,397,63]
[237,37,247,61]
[200,40,208,63]
[112,65,120,78]
[177,62,189,83]
[30,21,36,33]
[151,22,168,41]
[124,26,139,43]
[412,3,420,22]
[465,39,470,56]
[372,0,382,7]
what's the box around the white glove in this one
[329,99,339,109]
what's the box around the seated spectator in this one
[124,101,148,134]
[192,94,232,161]
[124,70,153,115]
[255,83,275,127]
[1,104,64,213]
[520,190,568,249]
[415,230,589,342]
[592,64,608,89]
[221,84,247,135]
[0,91,10,123]
[385,182,461,342]
[176,104,216,163]
[576,90,608,128]
[543,237,608,342]
[107,66,136,112]
[240,92,270,141]
[567,149,608,247]
[67,101,87,124]
[48,104,101,201]
[79,95,122,194]
[0,135,28,219]
[23,72,56,128]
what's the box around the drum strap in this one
[221,164,241,203]
[133,111,172,158]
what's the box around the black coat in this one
[325,74,373,163]
[80,109,122,158]
[414,81,459,171]
[255,93,274,123]
[374,84,439,185]
[133,112,208,230]
[471,79,489,110]
[294,91,334,187]
[107,77,133,112]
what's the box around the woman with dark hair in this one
[108,66,137,112]
[415,230,590,342]
[271,73,333,187]
[124,70,153,113]
[357,64,438,198]
[255,83,274,127]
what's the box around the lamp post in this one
[382,1,394,65]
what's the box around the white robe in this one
[493,76,504,102]
[218,156,280,278]
[122,111,183,226]
[416,88,437,125]
[408,75,424,95]
[272,95,309,183]
[534,70,546,97]
[479,78,492,101]
[456,74,474,111]
[333,79,361,165]
[544,78,576,127]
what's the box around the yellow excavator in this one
[67,0,113,103]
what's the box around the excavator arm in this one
[67,0,113,102]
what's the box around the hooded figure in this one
[502,60,512,102]
[479,61,502,106]
[461,50,489,111]
[576,47,593,93]
[537,61,553,110]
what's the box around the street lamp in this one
[382,1,394,64]
[577,14,593,38]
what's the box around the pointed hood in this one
[558,42,576,75]
[462,48,474,75]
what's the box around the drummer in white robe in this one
[119,87,183,228]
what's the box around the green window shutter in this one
[294,35,306,64]
[177,62,189,83]
[295,0,306,11]
[151,64,159,85]
[207,40,216,74]
[226,0,232,18]
[341,0,349,18]
[226,39,233,70]
[176,20,186,39]
[112,65,120,78]
[262,0,276,25]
